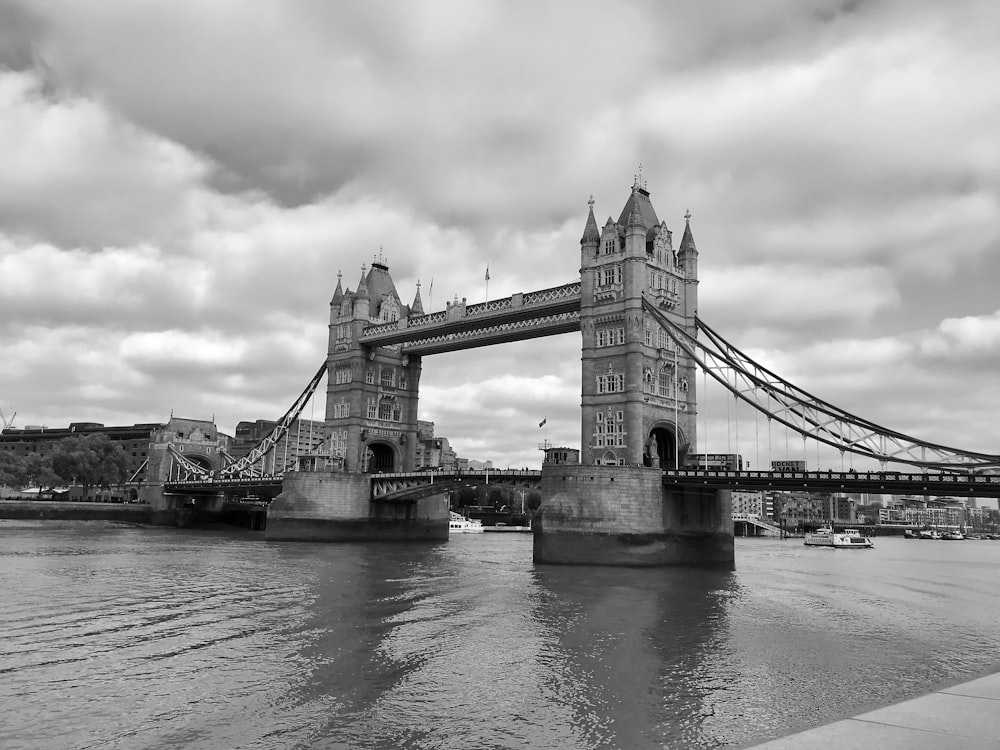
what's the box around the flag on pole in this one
[429,277,433,294]
[485,265,490,281]
[538,417,547,428]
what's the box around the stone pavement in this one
[741,670,1000,749]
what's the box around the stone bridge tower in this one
[535,178,731,568]
[579,178,699,468]
[325,256,423,473]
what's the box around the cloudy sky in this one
[1,0,998,484]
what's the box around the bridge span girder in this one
[664,469,1000,499]
[371,470,542,503]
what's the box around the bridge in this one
[136,174,999,565]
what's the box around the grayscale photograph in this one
[2,2,999,748]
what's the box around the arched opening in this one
[363,442,396,473]
[645,424,684,469]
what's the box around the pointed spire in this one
[580,194,600,246]
[356,264,369,299]
[678,209,698,256]
[330,270,344,306]
[411,279,425,316]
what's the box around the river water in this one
[2,521,1000,750]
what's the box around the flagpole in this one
[485,263,490,302]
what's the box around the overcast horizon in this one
[1,1,998,496]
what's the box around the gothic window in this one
[658,368,675,398]
[334,366,352,385]
[378,400,393,421]
[380,367,394,387]
[366,369,375,385]
[599,265,622,287]
[616,328,625,345]
[644,324,652,347]
[392,404,402,422]
[596,370,625,393]
[604,238,615,255]
[380,295,400,322]
[331,430,348,457]
[333,401,350,419]
[367,398,377,419]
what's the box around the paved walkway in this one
[742,670,1000,749]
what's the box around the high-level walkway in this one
[741,669,1000,749]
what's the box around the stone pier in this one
[265,470,449,541]
[533,465,734,567]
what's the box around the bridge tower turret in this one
[325,257,422,474]
[578,177,699,469]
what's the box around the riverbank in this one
[740,667,1000,748]
[0,499,152,523]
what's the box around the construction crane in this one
[0,407,15,429]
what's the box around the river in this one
[2,521,999,749]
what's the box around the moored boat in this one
[449,511,484,534]
[804,526,834,547]
[830,529,874,549]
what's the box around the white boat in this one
[449,511,484,534]
[918,529,941,540]
[830,529,874,549]
[804,526,834,546]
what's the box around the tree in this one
[0,451,25,489]
[486,486,507,508]
[50,434,130,500]
[0,451,60,496]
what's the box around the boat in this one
[918,529,941,540]
[941,530,964,540]
[449,511,484,534]
[804,526,834,546]
[830,529,874,549]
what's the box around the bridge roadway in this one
[359,282,581,354]
[162,469,544,501]
[164,468,1000,500]
[664,468,1000,498]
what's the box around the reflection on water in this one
[2,521,1000,749]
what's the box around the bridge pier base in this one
[138,484,226,527]
[266,470,449,541]
[533,465,734,567]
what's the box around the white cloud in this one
[1,0,998,473]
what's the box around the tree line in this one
[0,434,131,499]
[451,484,542,512]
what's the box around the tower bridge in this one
[139,174,1000,565]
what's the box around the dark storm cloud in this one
[0,0,41,69]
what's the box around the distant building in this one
[1,421,165,480]
[732,490,764,518]
[414,421,458,470]
[0,417,230,493]
[231,418,325,471]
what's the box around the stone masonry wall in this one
[534,464,734,567]
[266,470,449,541]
